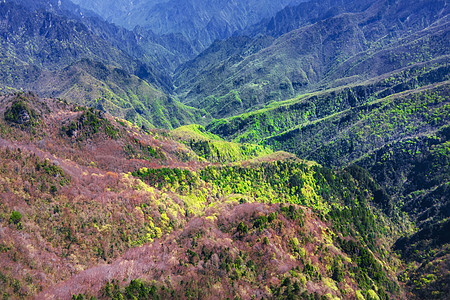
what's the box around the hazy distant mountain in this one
[245,0,376,38]
[71,0,306,48]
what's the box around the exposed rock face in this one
[4,100,35,125]
[15,109,30,124]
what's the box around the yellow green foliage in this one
[356,290,366,300]
[366,289,380,300]
[172,124,272,163]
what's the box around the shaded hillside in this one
[0,59,209,129]
[356,126,450,299]
[5,0,192,75]
[0,93,405,299]
[245,0,442,38]
[259,82,450,299]
[0,1,168,88]
[83,18,199,72]
[263,83,449,168]
[203,71,450,299]
[0,1,214,130]
[174,0,449,118]
[0,1,448,299]
[207,64,449,143]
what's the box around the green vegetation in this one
[175,3,449,119]
[134,160,396,253]
[264,83,450,167]
[9,211,22,229]
[36,158,71,186]
[64,108,119,140]
[207,66,450,144]
[0,0,449,298]
[4,99,37,127]
[0,3,209,131]
[132,167,197,193]
[123,138,166,161]
[172,124,272,163]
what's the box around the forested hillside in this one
[0,0,448,299]
[0,0,209,129]
[174,0,448,118]
[0,93,408,299]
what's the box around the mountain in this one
[203,73,450,300]
[0,0,212,129]
[0,0,449,299]
[0,0,173,88]
[244,0,380,38]
[206,64,450,143]
[71,0,306,48]
[69,0,167,25]
[0,93,405,299]
[83,20,199,72]
[185,3,449,297]
[174,0,449,118]
[199,31,450,300]
[6,0,201,70]
[10,59,209,129]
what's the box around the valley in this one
[0,0,448,299]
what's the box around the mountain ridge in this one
[173,0,449,118]
[0,0,214,129]
[71,0,307,48]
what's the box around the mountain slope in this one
[0,1,172,90]
[6,0,200,72]
[245,0,444,38]
[0,1,212,129]
[174,0,449,118]
[71,0,305,48]
[356,126,450,299]
[0,1,448,299]
[0,93,405,299]
[263,82,449,168]
[1,58,209,129]
[206,64,449,144]
[204,78,450,299]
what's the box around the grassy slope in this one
[171,124,272,163]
